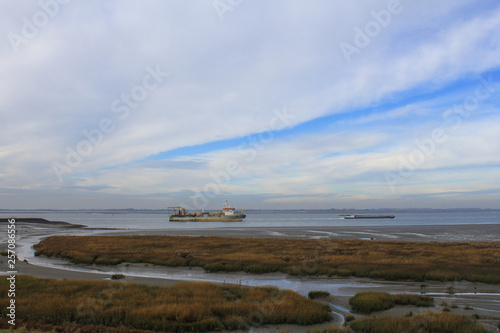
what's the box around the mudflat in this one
[110,223,500,242]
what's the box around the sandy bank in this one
[4,261,182,286]
[0,217,86,227]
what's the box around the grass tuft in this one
[307,325,349,333]
[349,291,434,314]
[345,315,355,322]
[349,312,488,333]
[349,291,394,314]
[308,290,331,299]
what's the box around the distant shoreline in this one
[0,217,86,228]
[1,208,499,213]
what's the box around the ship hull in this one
[169,215,245,222]
[344,215,395,219]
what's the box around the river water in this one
[2,209,500,230]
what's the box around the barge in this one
[169,200,246,222]
[344,214,395,219]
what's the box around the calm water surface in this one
[2,210,499,229]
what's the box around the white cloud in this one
[1,0,500,208]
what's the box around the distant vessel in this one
[169,200,246,222]
[344,214,395,219]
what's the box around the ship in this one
[344,214,395,219]
[168,200,246,222]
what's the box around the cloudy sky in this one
[1,0,500,210]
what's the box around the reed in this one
[34,235,500,283]
[349,312,488,333]
[392,293,434,307]
[308,290,331,299]
[307,325,349,333]
[349,291,395,314]
[349,292,434,314]
[0,276,330,332]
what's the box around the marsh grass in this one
[392,293,434,307]
[0,276,330,332]
[345,315,356,322]
[307,325,349,333]
[308,290,331,299]
[349,291,434,314]
[34,235,500,283]
[349,312,488,333]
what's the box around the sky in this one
[1,0,500,210]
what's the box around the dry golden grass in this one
[0,275,330,332]
[349,312,488,333]
[307,325,349,333]
[34,235,500,283]
[349,291,434,314]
